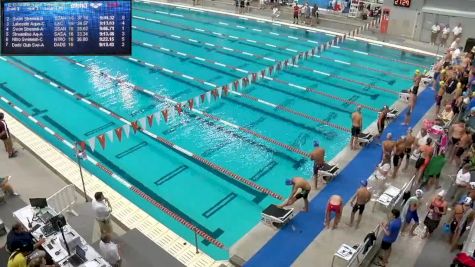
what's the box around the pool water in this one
[0,1,435,259]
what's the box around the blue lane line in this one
[245,87,434,267]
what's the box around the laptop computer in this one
[67,246,87,266]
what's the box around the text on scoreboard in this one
[1,0,131,55]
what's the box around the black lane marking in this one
[171,89,192,99]
[202,140,233,157]
[202,193,237,218]
[130,103,159,117]
[40,115,223,243]
[0,83,33,108]
[154,165,188,186]
[84,122,115,137]
[31,108,48,117]
[115,141,148,159]
[250,160,278,181]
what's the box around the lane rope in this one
[0,92,225,249]
[60,56,311,158]
[3,57,285,201]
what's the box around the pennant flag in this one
[211,89,218,100]
[217,87,223,98]
[332,39,335,46]
[284,59,289,66]
[169,106,176,120]
[131,121,140,133]
[276,62,282,71]
[153,111,161,126]
[147,114,154,127]
[311,48,316,56]
[343,34,347,40]
[175,103,183,115]
[239,78,244,89]
[223,85,229,96]
[252,73,257,82]
[79,141,86,151]
[261,69,266,78]
[122,124,131,138]
[200,93,206,103]
[97,134,106,149]
[188,99,194,110]
[206,91,211,103]
[269,65,274,75]
[106,130,114,143]
[305,51,309,59]
[88,137,96,152]
[233,80,240,91]
[138,117,147,130]
[115,127,123,141]
[292,56,296,65]
[194,96,200,108]
[162,109,169,122]
[247,74,253,85]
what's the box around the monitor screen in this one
[29,198,48,209]
[50,214,67,231]
[1,0,132,55]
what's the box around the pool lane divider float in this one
[133,6,321,46]
[132,40,398,102]
[59,56,311,158]
[1,56,285,202]
[0,93,226,249]
[132,15,299,54]
[132,25,412,82]
[137,0,436,59]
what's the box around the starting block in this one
[399,89,410,103]
[318,162,340,181]
[357,132,374,146]
[261,204,294,228]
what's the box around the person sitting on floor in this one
[0,175,19,196]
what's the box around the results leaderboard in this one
[1,0,131,55]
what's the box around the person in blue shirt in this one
[375,209,402,266]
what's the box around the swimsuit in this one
[377,116,386,134]
[405,147,412,159]
[392,153,404,167]
[313,162,322,176]
[452,137,461,145]
[456,146,466,157]
[296,189,310,200]
[327,202,341,214]
[351,126,361,137]
[405,209,419,224]
[352,203,365,215]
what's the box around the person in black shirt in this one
[6,223,46,259]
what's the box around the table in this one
[13,205,110,267]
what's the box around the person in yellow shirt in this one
[7,248,28,267]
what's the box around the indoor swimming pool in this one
[0,0,436,259]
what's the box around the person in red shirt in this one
[0,113,17,158]
[293,4,299,24]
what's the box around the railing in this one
[389,175,417,211]
[47,184,79,216]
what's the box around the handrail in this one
[46,184,79,216]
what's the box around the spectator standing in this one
[92,192,113,235]
[348,180,371,228]
[0,112,17,158]
[401,189,424,236]
[452,23,463,40]
[431,23,440,45]
[304,2,311,24]
[423,190,448,238]
[99,234,122,267]
[293,4,299,24]
[311,4,319,26]
[450,37,461,50]
[449,197,474,252]
[375,209,402,266]
[441,25,450,47]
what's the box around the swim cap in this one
[464,197,472,206]
[437,190,446,197]
[415,189,424,198]
[415,69,420,74]
[313,140,319,147]
[439,81,445,86]
[441,69,446,74]
[360,180,368,187]
[285,179,293,185]
[470,182,475,189]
